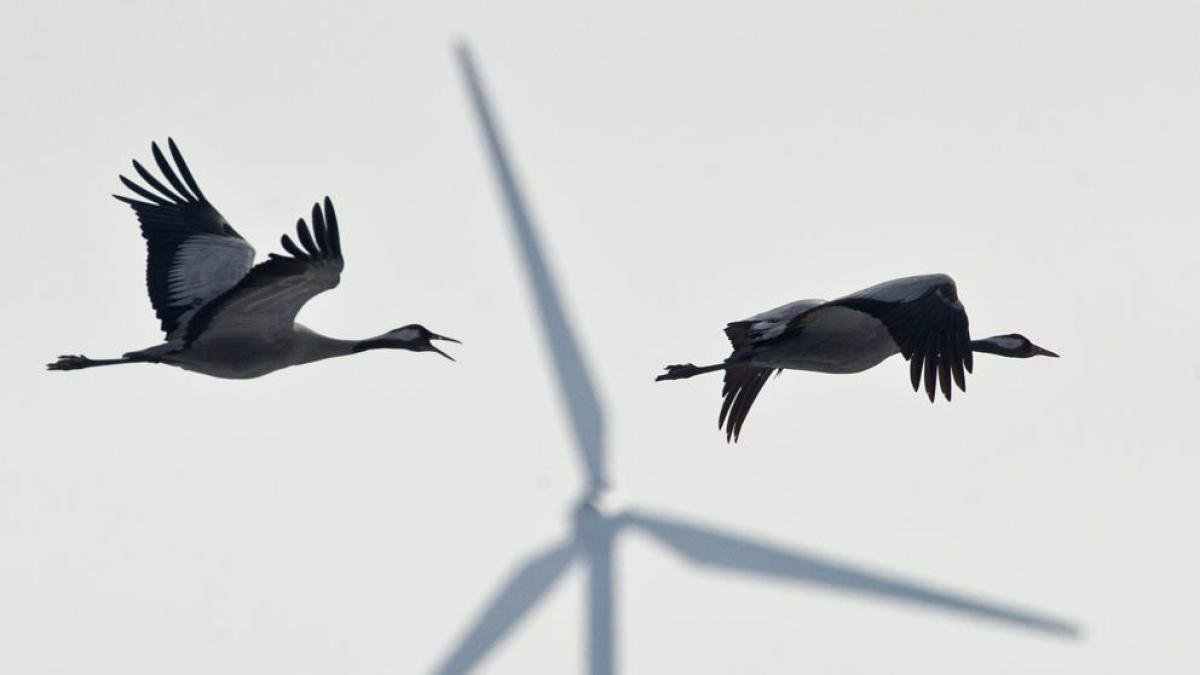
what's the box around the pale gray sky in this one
[2,1,1198,673]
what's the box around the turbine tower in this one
[435,43,1079,675]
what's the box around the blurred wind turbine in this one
[437,43,1080,675]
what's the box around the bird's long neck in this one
[970,335,1018,356]
[291,326,388,365]
[350,336,397,354]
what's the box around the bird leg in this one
[47,354,145,371]
[656,362,729,381]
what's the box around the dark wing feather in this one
[828,275,971,402]
[909,349,924,391]
[133,158,186,203]
[938,334,952,400]
[718,365,777,443]
[152,143,196,200]
[168,138,207,201]
[114,139,255,338]
[184,197,345,343]
[296,216,319,256]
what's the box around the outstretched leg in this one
[47,352,156,372]
[655,361,729,381]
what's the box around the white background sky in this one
[2,1,1198,673]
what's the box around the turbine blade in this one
[455,43,608,492]
[432,540,577,675]
[622,510,1080,638]
[586,533,615,675]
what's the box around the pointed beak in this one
[429,344,456,361]
[1033,345,1060,358]
[428,334,460,361]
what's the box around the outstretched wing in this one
[183,198,344,343]
[826,274,972,402]
[114,139,256,339]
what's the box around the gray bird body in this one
[740,300,899,374]
[130,324,355,379]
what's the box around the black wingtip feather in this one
[910,351,924,391]
[323,197,341,258]
[924,349,937,403]
[718,366,773,443]
[119,174,171,206]
[952,345,967,392]
[718,389,734,430]
[167,138,207,203]
[295,218,319,256]
[311,202,328,252]
[939,335,952,401]
[132,158,184,204]
[281,233,304,258]
[270,201,344,266]
[112,193,147,206]
[151,141,196,202]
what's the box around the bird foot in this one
[47,354,92,371]
[656,363,700,381]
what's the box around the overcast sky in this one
[2,1,1198,673]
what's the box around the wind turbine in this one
[436,43,1080,675]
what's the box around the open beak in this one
[427,343,453,360]
[1032,345,1060,358]
[429,334,461,361]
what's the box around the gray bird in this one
[48,139,459,379]
[657,274,1058,441]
